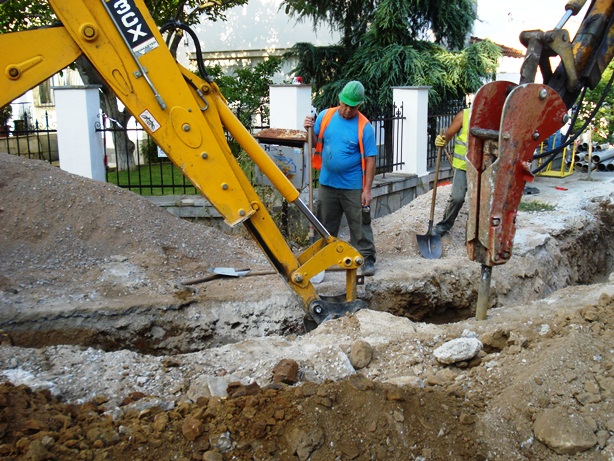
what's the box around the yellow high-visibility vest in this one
[453,108,470,171]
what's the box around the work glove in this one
[435,134,446,147]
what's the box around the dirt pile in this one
[0,153,268,303]
[1,152,614,460]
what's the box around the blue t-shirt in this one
[314,108,377,190]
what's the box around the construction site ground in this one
[0,151,613,461]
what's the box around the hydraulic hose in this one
[532,69,614,174]
[159,20,213,83]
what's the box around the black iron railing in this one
[0,112,58,163]
[427,99,467,170]
[369,102,405,177]
[98,114,198,196]
[1,102,457,194]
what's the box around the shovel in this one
[210,267,251,277]
[180,267,271,286]
[307,118,325,284]
[417,133,444,259]
[208,267,250,277]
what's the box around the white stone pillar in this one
[392,86,430,177]
[53,85,105,181]
[269,85,312,129]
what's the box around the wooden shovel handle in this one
[429,130,445,224]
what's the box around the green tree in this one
[208,57,283,131]
[0,0,56,31]
[283,0,476,50]
[0,1,247,33]
[574,61,614,143]
[284,0,500,114]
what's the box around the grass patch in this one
[106,162,197,196]
[519,200,556,212]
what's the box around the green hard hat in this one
[339,81,365,107]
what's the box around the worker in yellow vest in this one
[304,81,378,276]
[432,108,470,237]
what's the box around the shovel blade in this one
[417,233,442,259]
[209,267,251,277]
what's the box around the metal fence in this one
[426,99,467,170]
[0,112,58,163]
[100,106,407,195]
[99,110,277,196]
[369,102,405,176]
[98,114,198,196]
[1,100,461,193]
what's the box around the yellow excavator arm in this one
[0,0,367,326]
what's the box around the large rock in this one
[286,427,324,461]
[433,337,483,364]
[533,407,597,455]
[349,339,373,369]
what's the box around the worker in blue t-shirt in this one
[304,81,378,276]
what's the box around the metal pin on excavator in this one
[466,0,614,319]
[0,0,366,329]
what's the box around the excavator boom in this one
[0,0,367,325]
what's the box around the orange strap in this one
[312,107,369,176]
[312,107,337,170]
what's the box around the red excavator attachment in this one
[465,81,568,319]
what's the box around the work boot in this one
[362,257,376,276]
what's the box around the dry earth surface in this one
[0,151,613,461]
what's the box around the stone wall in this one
[146,166,454,226]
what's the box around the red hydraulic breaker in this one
[465,81,569,320]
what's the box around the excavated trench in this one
[1,146,613,359]
[375,223,614,323]
[4,200,614,356]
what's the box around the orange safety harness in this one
[312,107,370,182]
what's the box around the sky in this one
[474,0,589,50]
